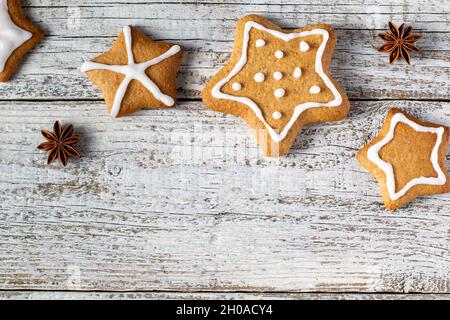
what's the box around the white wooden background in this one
[0,0,449,300]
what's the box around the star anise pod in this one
[378,21,422,64]
[37,121,80,166]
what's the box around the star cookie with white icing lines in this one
[0,0,44,82]
[81,26,183,118]
[357,108,450,211]
[202,15,350,156]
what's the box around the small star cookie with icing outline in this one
[202,15,350,156]
[81,25,183,118]
[357,108,450,211]
[0,0,44,82]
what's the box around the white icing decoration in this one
[274,50,284,59]
[274,88,285,98]
[0,0,32,72]
[232,82,242,91]
[293,67,302,78]
[211,21,343,143]
[254,72,265,83]
[255,39,265,47]
[367,112,446,201]
[310,85,321,94]
[300,41,310,52]
[273,71,283,80]
[81,26,180,118]
[272,111,282,120]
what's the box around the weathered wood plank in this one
[1,291,449,300]
[0,1,448,100]
[0,100,449,292]
[24,0,450,22]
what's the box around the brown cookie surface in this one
[81,25,184,118]
[0,0,44,82]
[202,15,350,156]
[357,108,450,211]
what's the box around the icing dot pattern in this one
[275,50,284,59]
[272,111,282,120]
[256,39,266,47]
[273,71,283,80]
[300,41,310,52]
[232,82,242,91]
[310,85,321,94]
[293,67,302,78]
[274,88,285,98]
[254,72,265,83]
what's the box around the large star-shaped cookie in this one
[0,0,44,82]
[357,108,450,211]
[202,15,350,156]
[81,26,183,118]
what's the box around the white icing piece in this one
[211,21,343,143]
[254,72,265,83]
[81,26,180,118]
[274,50,284,59]
[232,82,242,91]
[367,112,446,201]
[293,67,302,78]
[272,111,282,120]
[255,39,266,47]
[310,85,321,94]
[300,41,310,52]
[273,71,283,80]
[274,88,285,98]
[0,0,32,72]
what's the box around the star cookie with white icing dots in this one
[202,15,350,156]
[81,25,183,118]
[0,0,44,82]
[357,108,450,211]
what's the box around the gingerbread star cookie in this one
[81,25,183,118]
[0,0,44,82]
[202,15,350,156]
[357,108,450,211]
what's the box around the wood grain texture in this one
[1,100,449,293]
[1,291,449,300]
[0,0,449,298]
[0,0,447,100]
